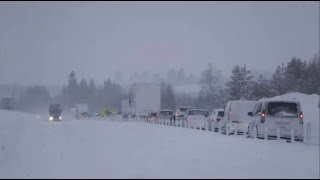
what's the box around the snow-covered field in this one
[0,110,319,178]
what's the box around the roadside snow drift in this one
[0,110,319,178]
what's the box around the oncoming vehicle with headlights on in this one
[49,104,62,121]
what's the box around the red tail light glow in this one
[261,112,266,123]
[299,112,303,124]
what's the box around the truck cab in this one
[49,104,62,121]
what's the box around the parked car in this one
[122,113,129,119]
[208,109,224,131]
[184,109,210,130]
[173,106,196,124]
[87,112,94,118]
[157,109,174,125]
[158,109,174,119]
[81,112,88,119]
[147,112,158,123]
[220,100,258,135]
[247,99,304,141]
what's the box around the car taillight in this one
[299,112,303,124]
[261,111,266,123]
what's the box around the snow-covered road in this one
[0,110,319,178]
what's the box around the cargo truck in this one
[128,83,161,118]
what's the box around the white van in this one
[247,100,304,141]
[221,100,258,135]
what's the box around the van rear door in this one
[266,102,300,126]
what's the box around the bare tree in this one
[199,63,223,109]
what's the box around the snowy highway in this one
[0,110,319,178]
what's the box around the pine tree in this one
[225,64,254,100]
[88,80,97,110]
[304,55,320,94]
[79,78,89,104]
[67,71,78,106]
[251,74,274,100]
[284,57,308,93]
[271,63,287,95]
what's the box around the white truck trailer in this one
[76,104,89,120]
[121,99,133,114]
[128,83,161,117]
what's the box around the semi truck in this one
[49,104,62,121]
[128,83,161,118]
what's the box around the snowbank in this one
[264,93,320,144]
[0,110,319,178]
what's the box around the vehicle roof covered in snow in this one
[212,109,224,111]
[160,109,174,112]
[176,106,195,109]
[258,98,300,104]
[187,109,209,112]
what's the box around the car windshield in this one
[188,110,209,116]
[49,105,61,114]
[160,111,173,115]
[150,113,157,116]
[218,111,224,117]
[267,102,299,117]
[179,108,187,113]
[50,108,61,114]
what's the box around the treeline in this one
[16,71,126,113]
[192,55,320,110]
[14,55,319,113]
[57,71,126,112]
[16,85,51,113]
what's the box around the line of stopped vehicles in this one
[48,98,305,142]
[127,99,304,142]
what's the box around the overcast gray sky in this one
[0,1,319,86]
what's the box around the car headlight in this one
[59,116,62,120]
[49,116,53,121]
